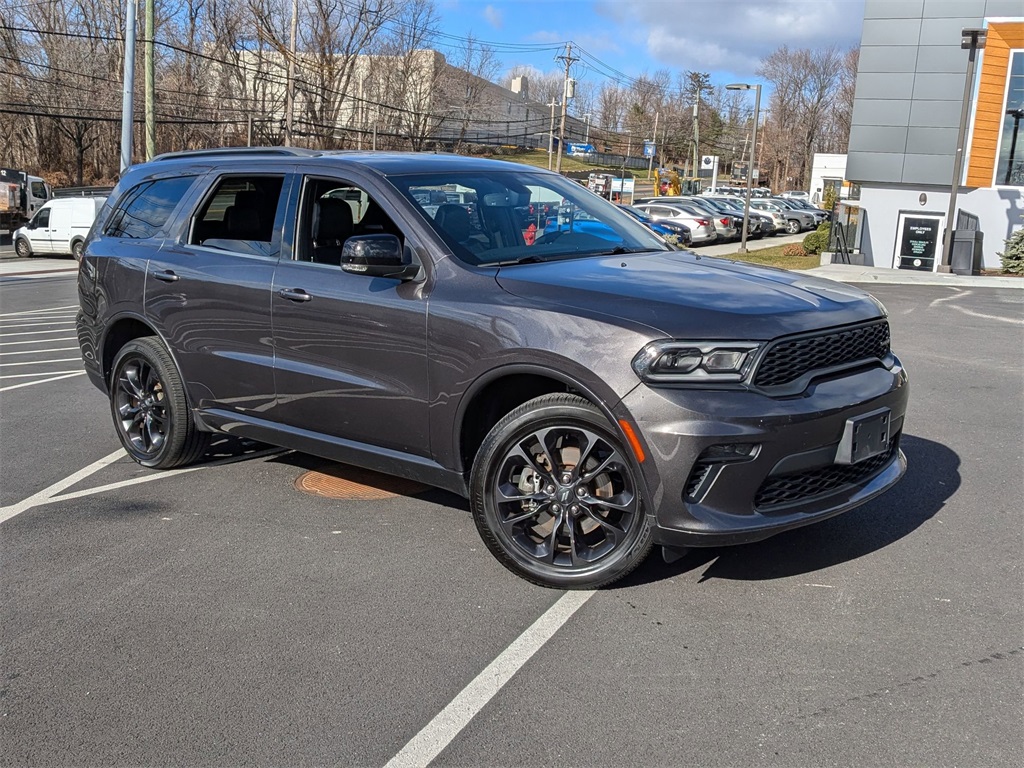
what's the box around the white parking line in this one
[0,446,288,523]
[0,448,125,524]
[0,305,78,318]
[0,336,77,346]
[0,347,80,356]
[0,370,83,379]
[0,371,86,392]
[0,358,82,367]
[385,590,595,768]
[0,321,77,329]
[0,328,80,337]
[950,304,1024,326]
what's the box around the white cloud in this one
[483,4,504,30]
[597,0,865,78]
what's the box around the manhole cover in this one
[294,465,429,500]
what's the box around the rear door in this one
[145,169,294,416]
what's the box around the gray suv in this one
[77,148,909,589]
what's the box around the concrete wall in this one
[854,184,1022,268]
[849,0,1024,186]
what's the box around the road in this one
[1,271,1022,767]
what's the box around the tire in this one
[786,219,800,235]
[109,337,210,469]
[72,240,84,262]
[15,237,31,258]
[470,393,653,589]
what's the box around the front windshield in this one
[388,170,669,266]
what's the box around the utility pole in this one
[547,98,557,170]
[555,43,579,174]
[144,0,154,160]
[691,102,699,178]
[120,0,137,172]
[284,0,298,147]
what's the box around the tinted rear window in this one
[104,177,196,239]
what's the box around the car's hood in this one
[495,251,884,339]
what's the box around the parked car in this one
[77,148,908,589]
[782,197,831,224]
[632,201,718,244]
[14,196,106,260]
[617,205,692,247]
[749,199,814,234]
[683,196,773,239]
[778,190,811,201]
[635,197,738,241]
[769,198,819,232]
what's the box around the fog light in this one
[702,443,758,461]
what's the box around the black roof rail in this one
[151,147,322,162]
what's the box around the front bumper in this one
[618,359,909,548]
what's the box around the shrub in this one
[802,222,832,255]
[998,228,1024,274]
[782,243,808,257]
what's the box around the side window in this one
[189,175,285,257]
[296,177,402,266]
[35,208,50,228]
[103,176,195,239]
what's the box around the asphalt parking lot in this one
[1,269,1022,767]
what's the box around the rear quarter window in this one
[103,176,196,239]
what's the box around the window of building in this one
[996,50,1024,186]
[104,176,196,239]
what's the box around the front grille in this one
[754,321,890,389]
[754,439,899,510]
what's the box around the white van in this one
[14,197,106,260]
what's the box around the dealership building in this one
[845,0,1023,270]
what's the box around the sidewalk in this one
[0,255,78,276]
[803,263,1024,288]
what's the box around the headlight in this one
[632,340,762,384]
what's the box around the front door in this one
[270,174,430,457]
[25,207,52,253]
[145,171,293,415]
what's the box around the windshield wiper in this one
[491,254,548,266]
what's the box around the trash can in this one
[951,229,984,276]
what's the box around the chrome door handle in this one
[278,288,312,302]
[153,270,180,283]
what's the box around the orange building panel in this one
[967,22,1024,187]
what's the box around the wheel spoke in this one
[590,492,637,513]
[120,366,145,399]
[495,482,546,504]
[579,448,622,483]
[541,509,566,564]
[507,443,555,484]
[584,509,627,545]
[502,502,550,527]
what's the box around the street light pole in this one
[940,28,986,272]
[120,0,137,172]
[727,82,762,254]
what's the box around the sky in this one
[434,0,867,87]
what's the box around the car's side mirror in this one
[341,234,420,280]
[27,220,37,230]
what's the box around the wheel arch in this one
[100,314,161,386]
[455,364,622,478]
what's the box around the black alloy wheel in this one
[109,337,210,469]
[15,238,30,258]
[471,394,652,589]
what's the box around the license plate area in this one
[835,408,891,465]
